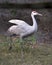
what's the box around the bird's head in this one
[31,11,42,16]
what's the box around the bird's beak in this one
[38,13,42,16]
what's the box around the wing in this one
[8,19,31,33]
[8,19,26,25]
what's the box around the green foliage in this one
[0,35,52,65]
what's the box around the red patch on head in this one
[32,11,37,13]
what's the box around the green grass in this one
[0,35,52,65]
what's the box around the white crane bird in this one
[7,11,42,49]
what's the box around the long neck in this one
[31,14,37,28]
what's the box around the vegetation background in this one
[0,0,52,65]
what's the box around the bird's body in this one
[8,19,37,37]
[8,11,42,39]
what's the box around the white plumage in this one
[8,11,42,39]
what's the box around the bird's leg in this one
[33,33,36,43]
[33,32,38,48]
[20,36,24,62]
[7,36,12,50]
[20,35,23,43]
[20,36,23,49]
[20,36,24,49]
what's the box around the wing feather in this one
[8,19,31,33]
[8,19,26,25]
